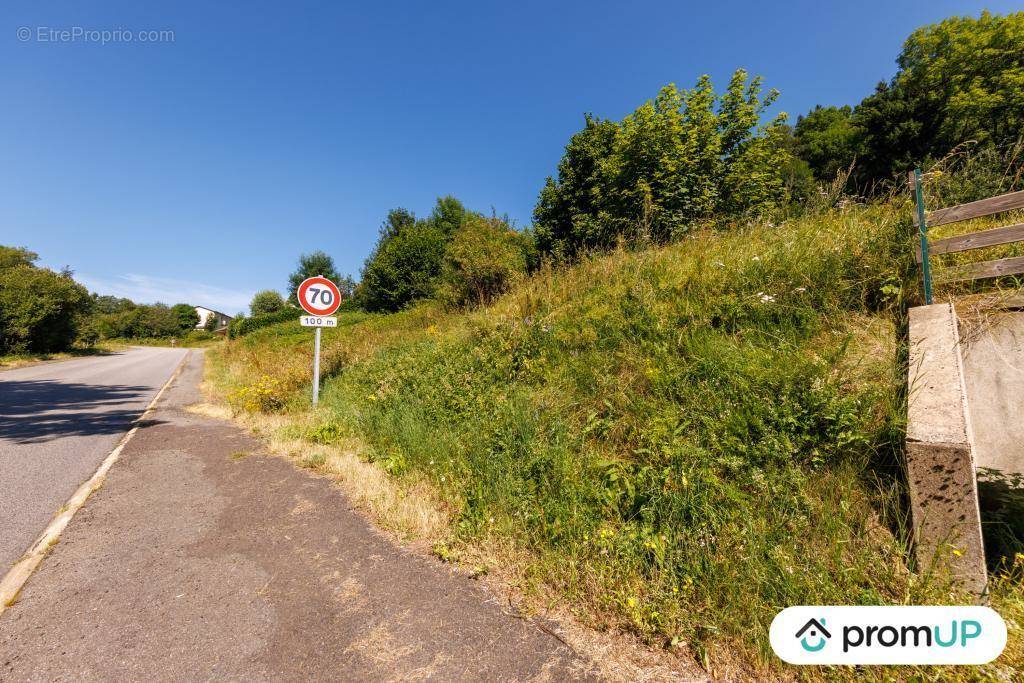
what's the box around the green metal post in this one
[914,168,933,305]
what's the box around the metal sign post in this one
[312,327,322,406]
[295,276,343,407]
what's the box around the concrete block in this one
[960,311,1024,476]
[906,303,987,595]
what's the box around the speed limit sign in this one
[295,276,343,407]
[297,276,342,316]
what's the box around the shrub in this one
[360,221,448,312]
[250,289,286,317]
[439,216,528,308]
[534,70,791,258]
[227,374,288,413]
[203,309,219,332]
[0,263,92,353]
[171,303,199,331]
[183,330,217,343]
[76,318,101,347]
[227,308,300,339]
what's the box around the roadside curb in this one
[0,350,192,617]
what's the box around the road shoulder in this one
[0,350,596,681]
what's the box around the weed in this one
[206,201,1023,679]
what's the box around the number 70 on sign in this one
[295,276,344,407]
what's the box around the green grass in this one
[207,201,1023,680]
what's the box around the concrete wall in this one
[960,311,1024,476]
[906,303,988,595]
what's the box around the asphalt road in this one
[0,350,605,681]
[0,346,187,571]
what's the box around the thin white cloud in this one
[78,273,253,315]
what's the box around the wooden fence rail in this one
[910,170,1024,302]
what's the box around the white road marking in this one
[0,350,192,616]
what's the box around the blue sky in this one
[2,1,1017,314]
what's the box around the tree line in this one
[242,199,532,324]
[0,245,218,355]
[791,12,1023,190]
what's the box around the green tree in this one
[610,80,722,240]
[336,274,357,299]
[533,115,619,258]
[421,195,468,237]
[439,216,527,308]
[717,71,790,216]
[92,294,135,315]
[793,105,861,181]
[287,251,342,305]
[204,310,219,332]
[249,290,286,317]
[171,303,200,331]
[534,70,792,257]
[359,221,448,312]
[91,302,198,339]
[359,197,480,312]
[898,12,1024,153]
[850,80,926,186]
[0,262,91,353]
[378,208,417,241]
[796,12,1024,187]
[0,246,38,271]
[778,125,817,205]
[143,304,181,337]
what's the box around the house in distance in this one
[194,306,233,331]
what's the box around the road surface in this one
[0,346,187,571]
[0,350,602,681]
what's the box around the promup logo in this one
[795,618,830,652]
[770,606,1006,665]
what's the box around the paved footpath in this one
[0,347,188,571]
[0,350,596,681]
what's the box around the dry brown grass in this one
[186,401,449,545]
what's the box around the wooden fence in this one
[910,168,1024,304]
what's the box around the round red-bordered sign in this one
[296,276,342,316]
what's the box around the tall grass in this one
[208,202,1022,680]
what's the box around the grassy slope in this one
[207,203,1022,680]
